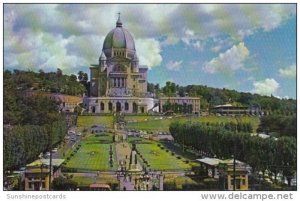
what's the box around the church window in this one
[125,102,129,110]
[101,102,104,110]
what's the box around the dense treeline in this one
[258,114,297,138]
[4,121,67,171]
[4,69,87,96]
[4,69,69,171]
[170,122,296,186]
[148,81,296,114]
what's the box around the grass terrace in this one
[77,115,114,129]
[133,138,192,171]
[127,115,260,132]
[63,134,117,171]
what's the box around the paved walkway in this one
[115,141,132,171]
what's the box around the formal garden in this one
[136,143,192,171]
[63,134,117,171]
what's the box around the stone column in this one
[159,173,164,191]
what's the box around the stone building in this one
[84,15,200,115]
[24,159,64,191]
[159,97,200,114]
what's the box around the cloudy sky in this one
[4,4,296,98]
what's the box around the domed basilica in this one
[84,15,158,114]
[84,15,200,114]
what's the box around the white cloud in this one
[181,28,203,51]
[203,42,249,73]
[3,4,295,74]
[135,38,162,69]
[279,64,296,78]
[166,60,183,71]
[252,78,279,96]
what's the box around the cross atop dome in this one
[116,12,122,27]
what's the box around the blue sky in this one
[4,4,296,98]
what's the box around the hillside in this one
[148,81,296,114]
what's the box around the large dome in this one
[102,16,135,57]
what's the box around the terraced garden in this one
[134,139,192,171]
[64,134,117,171]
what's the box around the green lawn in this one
[70,174,119,189]
[135,141,191,171]
[125,115,163,122]
[127,115,260,132]
[77,115,114,128]
[64,134,117,171]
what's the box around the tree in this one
[275,137,296,186]
[170,121,296,187]
[56,68,63,78]
[147,82,155,93]
[162,81,176,96]
[52,176,78,190]
[70,74,77,82]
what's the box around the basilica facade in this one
[84,16,200,114]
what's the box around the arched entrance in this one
[100,102,104,111]
[140,107,144,113]
[133,102,138,113]
[116,102,121,112]
[108,102,113,112]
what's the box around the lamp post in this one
[39,163,45,191]
[47,127,53,191]
[233,117,239,191]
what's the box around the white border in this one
[1,1,299,201]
